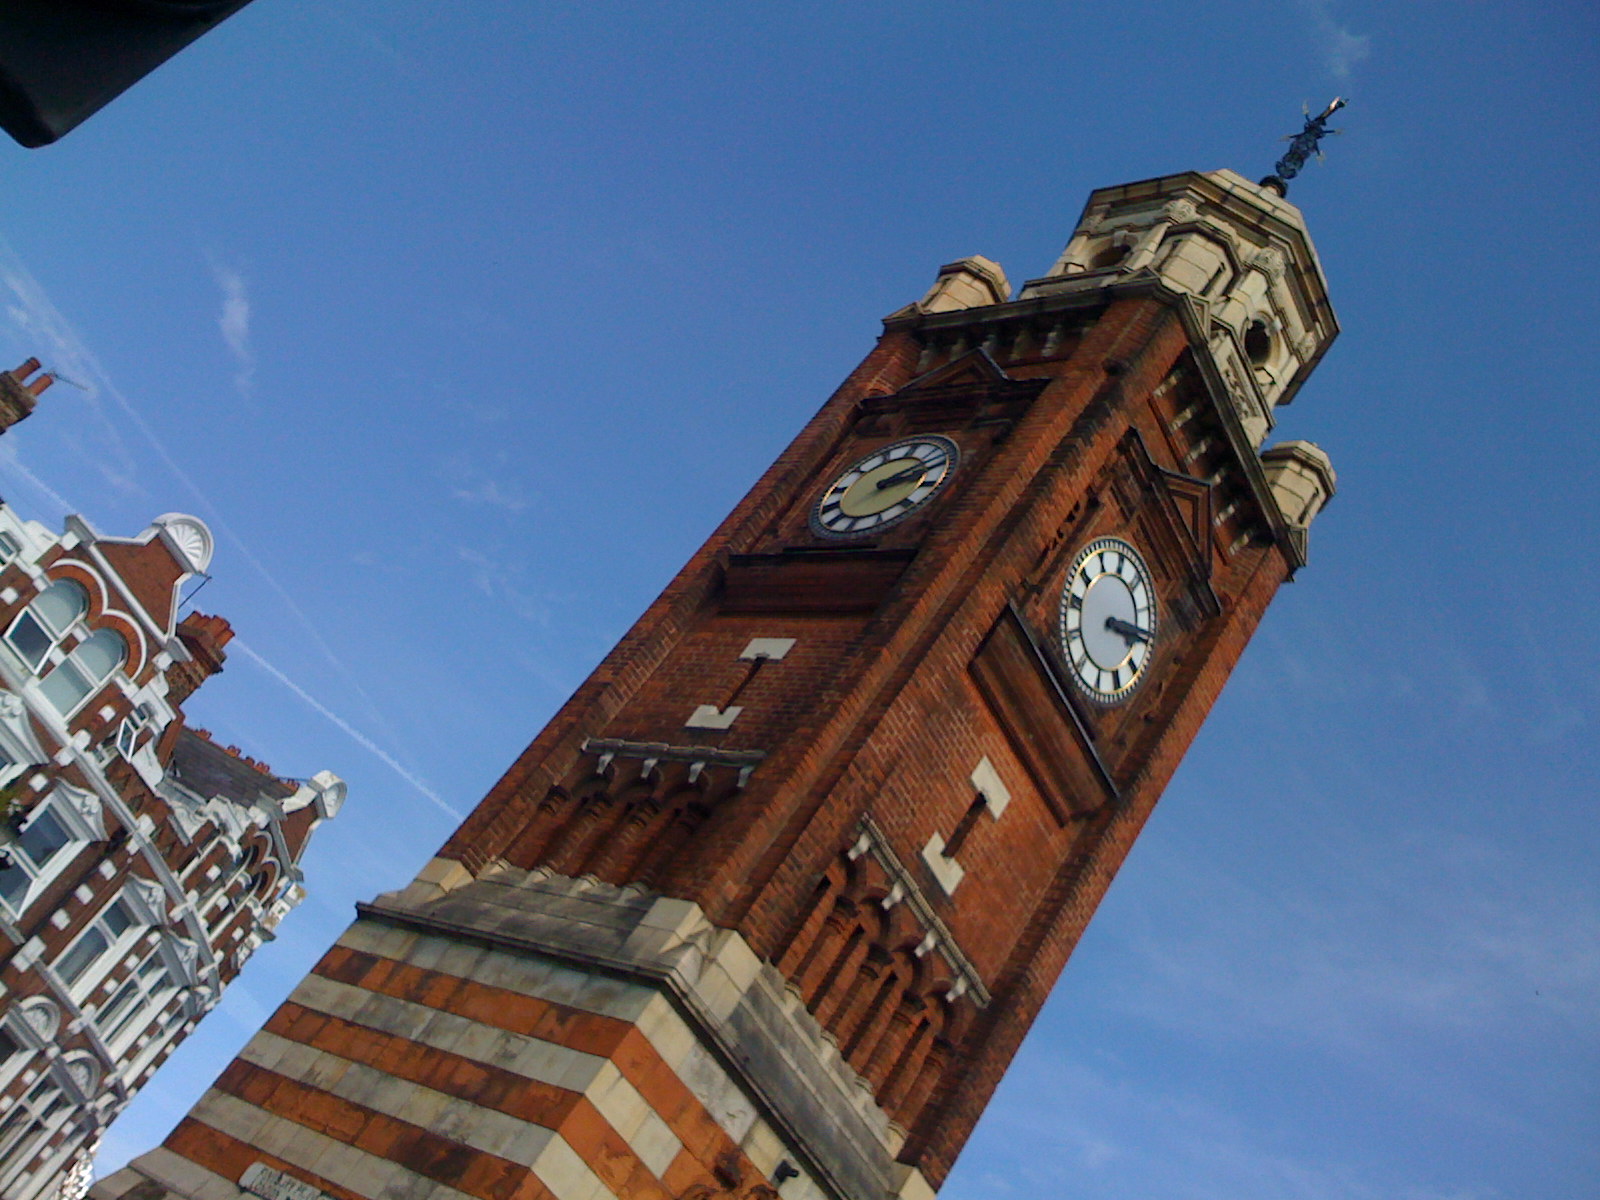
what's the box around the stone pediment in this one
[857,349,1046,432]
[1106,430,1221,621]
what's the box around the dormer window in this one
[4,580,87,670]
[39,628,126,715]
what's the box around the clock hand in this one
[1105,616,1153,645]
[876,463,931,490]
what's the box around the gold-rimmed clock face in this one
[1059,536,1157,703]
[811,436,958,537]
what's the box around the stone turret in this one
[1020,169,1338,449]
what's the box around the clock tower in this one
[95,169,1338,1200]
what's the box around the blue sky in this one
[1,2,1595,1197]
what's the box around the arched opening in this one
[1088,242,1130,271]
[1244,319,1274,367]
[4,580,87,670]
[40,628,127,715]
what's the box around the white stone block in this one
[739,637,796,661]
[531,1133,612,1200]
[636,995,697,1071]
[676,1040,758,1143]
[969,755,1011,818]
[137,1147,243,1200]
[920,834,965,896]
[685,704,741,730]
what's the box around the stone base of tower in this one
[92,861,936,1200]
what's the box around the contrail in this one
[0,442,80,520]
[231,637,464,822]
[0,235,423,780]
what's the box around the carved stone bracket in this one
[845,817,989,1006]
[1249,246,1286,280]
[580,738,765,789]
[1162,197,1198,225]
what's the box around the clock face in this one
[811,436,958,537]
[1059,537,1158,703]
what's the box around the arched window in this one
[3,580,87,670]
[40,628,126,715]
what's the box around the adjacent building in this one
[0,360,345,1199]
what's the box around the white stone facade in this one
[0,503,343,1200]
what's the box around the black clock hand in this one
[1105,616,1153,645]
[876,462,931,490]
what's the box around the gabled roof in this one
[170,727,296,808]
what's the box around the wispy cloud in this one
[952,1053,1490,1200]
[440,451,530,512]
[0,438,81,519]
[457,545,549,623]
[0,235,429,796]
[1118,839,1600,1053]
[231,637,462,822]
[0,235,141,493]
[451,478,528,511]
[1294,0,1370,80]
[208,254,255,398]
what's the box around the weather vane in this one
[1260,97,1347,197]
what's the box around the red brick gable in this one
[94,536,187,635]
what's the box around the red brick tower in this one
[95,169,1339,1200]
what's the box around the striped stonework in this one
[92,863,936,1200]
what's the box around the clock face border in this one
[1058,536,1158,705]
[810,435,960,539]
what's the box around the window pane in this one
[40,660,92,713]
[31,581,87,635]
[5,610,52,669]
[0,531,19,560]
[0,1027,18,1062]
[98,976,142,1033]
[0,1101,34,1150]
[73,629,126,680]
[55,926,109,983]
[0,863,28,908]
[101,900,134,938]
[18,809,70,864]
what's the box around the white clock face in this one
[1059,537,1157,703]
[811,436,958,537]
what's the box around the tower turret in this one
[1021,169,1338,447]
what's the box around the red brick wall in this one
[440,293,1296,1183]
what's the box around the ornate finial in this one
[1259,97,1347,197]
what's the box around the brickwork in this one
[410,284,1297,1181]
[0,358,52,434]
[97,916,827,1200]
[99,170,1337,1200]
